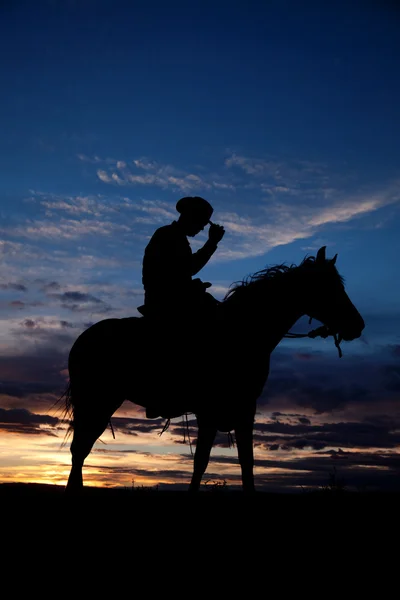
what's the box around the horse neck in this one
[223,274,305,354]
[261,293,304,353]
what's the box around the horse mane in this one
[223,254,344,302]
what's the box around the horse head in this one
[303,246,365,342]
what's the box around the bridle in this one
[284,318,343,358]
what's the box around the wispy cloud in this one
[97,169,113,183]
[0,240,27,256]
[1,155,399,329]
[4,160,398,271]
[212,184,400,261]
[48,290,110,312]
[225,153,326,175]
[83,151,350,205]
[38,193,118,217]
[3,218,132,240]
[20,317,75,331]
[308,192,400,226]
[95,156,227,192]
[225,153,281,175]
[0,408,60,435]
[0,283,28,291]
[88,150,337,201]
[26,192,181,229]
[77,154,117,165]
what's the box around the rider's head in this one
[176,196,214,236]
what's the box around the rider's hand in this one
[208,222,225,245]
[192,279,212,294]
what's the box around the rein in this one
[284,320,343,358]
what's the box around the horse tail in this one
[58,381,74,447]
[60,381,73,416]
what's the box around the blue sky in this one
[1,0,400,492]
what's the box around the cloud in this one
[2,218,132,240]
[76,153,400,262]
[1,154,398,371]
[255,339,400,418]
[253,417,400,450]
[0,323,398,491]
[77,154,103,163]
[20,192,184,238]
[90,151,331,200]
[0,408,59,435]
[0,240,26,256]
[225,153,326,179]
[49,291,110,312]
[21,317,75,330]
[0,348,68,412]
[9,301,26,309]
[96,157,227,192]
[212,181,236,190]
[39,281,61,292]
[252,450,400,492]
[133,159,157,170]
[212,184,400,261]
[308,194,399,226]
[57,291,102,303]
[225,153,280,175]
[77,154,116,165]
[38,194,119,217]
[97,169,113,183]
[0,283,28,291]
[139,199,176,220]
[111,172,126,185]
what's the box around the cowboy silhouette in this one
[139,196,225,324]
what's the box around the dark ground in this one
[2,483,398,568]
[1,481,399,519]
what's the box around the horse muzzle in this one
[338,316,365,341]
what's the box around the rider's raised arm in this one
[190,239,219,276]
[191,222,225,275]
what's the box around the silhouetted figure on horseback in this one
[63,240,365,495]
[137,196,225,417]
[139,196,225,326]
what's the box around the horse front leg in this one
[188,416,217,493]
[235,420,256,493]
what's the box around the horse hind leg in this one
[65,395,122,496]
[188,416,217,493]
[235,422,255,493]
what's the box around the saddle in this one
[137,292,220,323]
[135,301,221,420]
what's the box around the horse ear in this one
[331,253,338,265]
[316,246,326,263]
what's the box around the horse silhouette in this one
[61,246,365,494]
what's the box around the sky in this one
[1,0,400,493]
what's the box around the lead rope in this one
[284,317,343,358]
[333,333,343,358]
[183,413,194,455]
